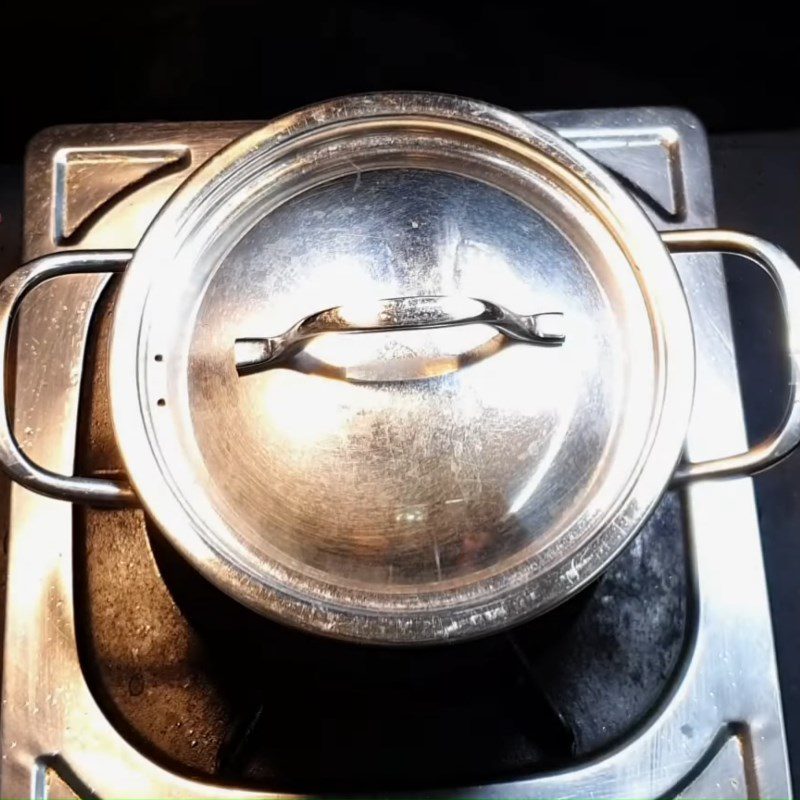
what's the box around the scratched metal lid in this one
[109,94,695,643]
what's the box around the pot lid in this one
[110,94,694,643]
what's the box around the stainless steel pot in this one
[2,94,799,645]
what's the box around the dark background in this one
[2,4,800,160]
[1,2,799,792]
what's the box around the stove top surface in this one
[0,108,791,799]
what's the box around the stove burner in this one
[70,280,686,791]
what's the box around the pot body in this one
[107,93,696,644]
[1,94,799,644]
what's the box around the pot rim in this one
[107,92,696,644]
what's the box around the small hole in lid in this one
[154,354,163,362]
[157,398,166,407]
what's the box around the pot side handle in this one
[663,229,800,482]
[0,251,136,506]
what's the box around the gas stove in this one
[0,108,791,798]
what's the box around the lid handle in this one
[235,295,565,373]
